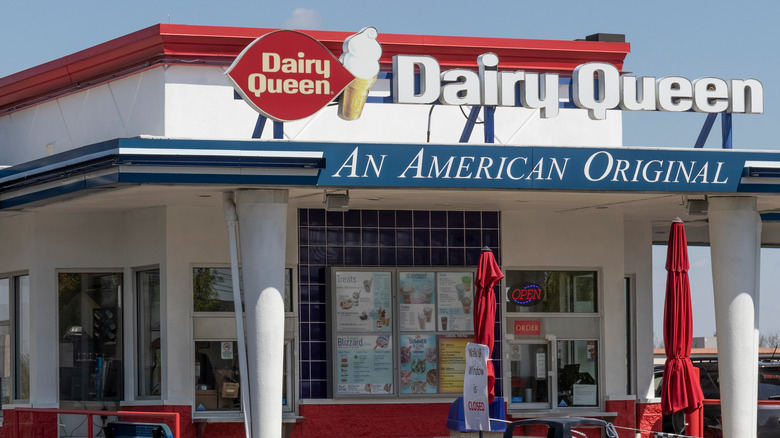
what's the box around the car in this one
[654,358,780,437]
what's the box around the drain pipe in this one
[223,192,252,438]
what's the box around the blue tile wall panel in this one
[298,209,502,399]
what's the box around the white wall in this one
[26,211,126,406]
[624,220,655,401]
[0,68,165,166]
[501,210,628,398]
[161,64,623,146]
[163,205,231,404]
[0,63,622,167]
[122,207,167,403]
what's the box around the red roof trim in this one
[0,24,630,112]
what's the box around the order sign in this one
[226,30,355,121]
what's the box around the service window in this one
[506,342,550,409]
[504,269,601,412]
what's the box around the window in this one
[0,273,30,404]
[194,341,241,411]
[14,275,29,401]
[504,269,601,411]
[193,268,238,312]
[0,277,8,404]
[137,269,160,398]
[192,267,295,413]
[505,271,597,313]
[507,342,549,408]
[556,340,598,407]
[58,272,123,402]
[193,267,293,313]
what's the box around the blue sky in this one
[2,1,779,336]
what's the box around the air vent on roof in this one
[584,33,626,43]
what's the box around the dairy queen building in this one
[0,23,774,438]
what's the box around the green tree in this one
[193,268,222,312]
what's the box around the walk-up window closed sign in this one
[464,343,489,431]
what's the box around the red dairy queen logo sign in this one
[226,28,382,122]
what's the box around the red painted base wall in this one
[290,403,452,438]
[0,401,664,438]
[636,401,663,438]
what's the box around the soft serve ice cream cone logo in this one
[338,27,382,120]
[226,30,355,122]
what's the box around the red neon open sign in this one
[509,284,543,307]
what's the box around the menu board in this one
[335,335,394,396]
[436,272,474,332]
[438,335,472,394]
[399,272,436,332]
[400,335,438,395]
[335,271,392,332]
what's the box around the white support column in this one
[235,189,288,438]
[708,196,761,438]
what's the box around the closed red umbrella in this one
[661,219,704,416]
[474,246,504,404]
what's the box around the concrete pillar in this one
[235,189,288,438]
[708,196,761,438]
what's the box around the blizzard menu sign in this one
[393,56,764,120]
[319,143,744,192]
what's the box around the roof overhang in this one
[6,138,780,212]
[0,24,630,113]
[0,137,324,210]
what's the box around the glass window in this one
[193,268,237,312]
[0,278,8,405]
[137,269,161,398]
[0,274,30,404]
[193,267,295,412]
[193,267,293,313]
[58,272,123,402]
[194,341,241,411]
[14,275,29,401]
[283,340,292,412]
[505,270,597,313]
[507,343,549,407]
[556,340,598,407]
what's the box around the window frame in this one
[134,266,161,401]
[191,265,298,416]
[0,271,31,406]
[502,266,604,414]
[56,269,124,405]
